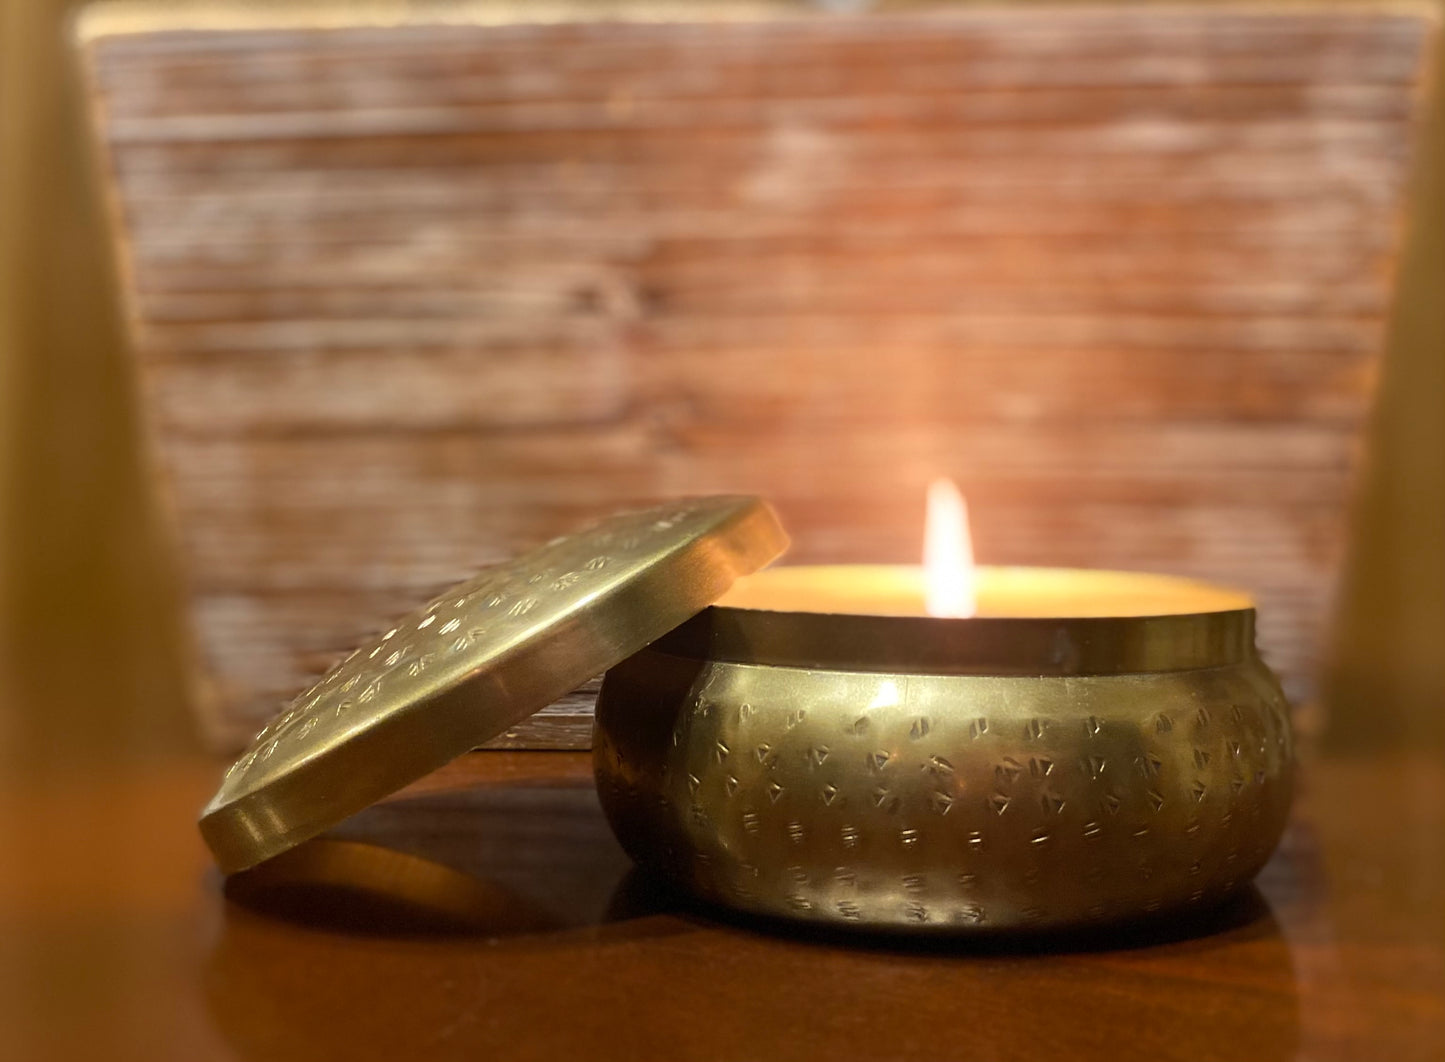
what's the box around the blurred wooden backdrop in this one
[2,1,1443,772]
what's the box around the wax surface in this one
[714,565,1253,618]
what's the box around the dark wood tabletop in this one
[4,747,1442,1062]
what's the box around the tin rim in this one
[648,565,1256,675]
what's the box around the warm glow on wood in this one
[924,478,976,618]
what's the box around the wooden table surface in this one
[3,748,1442,1062]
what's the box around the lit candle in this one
[715,479,1251,619]
[597,486,1291,934]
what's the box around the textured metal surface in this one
[594,580,1293,933]
[201,495,788,873]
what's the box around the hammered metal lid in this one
[200,496,788,873]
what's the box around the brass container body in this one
[594,575,1293,934]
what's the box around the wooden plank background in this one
[78,4,1434,750]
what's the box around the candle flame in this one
[924,477,977,618]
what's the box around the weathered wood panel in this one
[78,4,1435,750]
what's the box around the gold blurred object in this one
[200,496,788,873]
[594,566,1294,933]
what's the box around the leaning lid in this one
[200,495,787,873]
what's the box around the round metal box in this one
[594,566,1294,933]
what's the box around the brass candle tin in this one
[594,566,1294,933]
[200,499,1294,940]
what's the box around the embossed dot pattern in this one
[596,650,1293,933]
[226,500,766,787]
[202,495,785,873]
